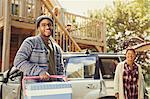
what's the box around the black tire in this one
[99,96,116,99]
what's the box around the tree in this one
[88,0,150,52]
[136,51,150,86]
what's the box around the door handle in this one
[86,84,97,89]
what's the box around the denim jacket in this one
[13,35,64,76]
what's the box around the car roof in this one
[62,52,125,58]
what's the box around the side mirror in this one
[0,73,4,82]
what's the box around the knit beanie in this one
[36,15,53,28]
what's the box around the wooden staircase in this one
[41,0,81,52]
[41,0,107,52]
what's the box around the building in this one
[0,0,106,71]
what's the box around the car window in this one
[65,56,96,79]
[100,58,119,79]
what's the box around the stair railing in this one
[41,0,81,52]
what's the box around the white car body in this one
[63,52,125,99]
[0,52,125,99]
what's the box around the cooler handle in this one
[22,75,66,96]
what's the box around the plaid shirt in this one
[123,62,138,99]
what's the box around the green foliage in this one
[136,51,150,86]
[88,0,150,52]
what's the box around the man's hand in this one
[62,76,68,82]
[115,93,119,99]
[39,72,50,80]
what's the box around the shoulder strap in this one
[3,65,14,83]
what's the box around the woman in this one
[114,48,144,99]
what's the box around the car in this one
[0,52,125,99]
[63,53,107,99]
[63,52,125,98]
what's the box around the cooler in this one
[22,76,72,99]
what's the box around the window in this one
[65,56,96,79]
[100,58,119,79]
[11,0,20,15]
[11,3,19,15]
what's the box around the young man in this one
[13,15,64,81]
